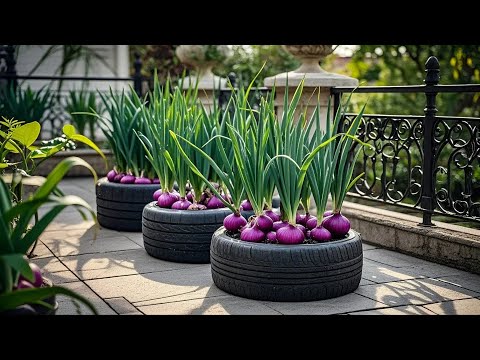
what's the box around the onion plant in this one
[305,93,369,240]
[137,75,222,210]
[66,89,104,142]
[0,84,53,127]
[170,94,247,228]
[92,87,154,183]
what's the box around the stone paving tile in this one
[60,249,202,280]
[105,297,142,315]
[362,243,378,251]
[433,274,480,294]
[349,305,437,315]
[411,263,474,279]
[32,257,69,273]
[122,232,144,248]
[55,281,116,315]
[355,278,480,307]
[139,295,280,315]
[263,293,386,315]
[423,298,480,315]
[31,242,55,259]
[86,265,220,304]
[46,270,79,284]
[362,259,426,284]
[40,227,141,257]
[363,248,434,268]
[360,278,376,286]
[44,216,97,232]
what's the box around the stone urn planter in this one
[176,45,231,90]
[282,45,335,74]
[96,178,159,232]
[210,228,363,302]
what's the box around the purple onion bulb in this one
[206,195,225,209]
[240,225,266,243]
[310,226,332,242]
[305,217,318,230]
[113,173,125,183]
[223,213,247,232]
[266,231,277,242]
[153,189,162,201]
[322,213,350,238]
[272,221,289,232]
[171,198,192,210]
[134,177,152,184]
[264,209,280,222]
[120,174,136,184]
[323,210,334,217]
[107,169,117,182]
[240,199,253,211]
[276,224,305,245]
[157,192,178,208]
[255,214,274,232]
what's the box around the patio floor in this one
[34,178,480,315]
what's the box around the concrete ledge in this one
[341,201,480,274]
[34,149,113,177]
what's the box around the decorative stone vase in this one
[175,45,231,90]
[282,45,334,73]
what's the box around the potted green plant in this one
[177,78,372,301]
[92,88,159,231]
[0,85,53,129]
[136,77,234,263]
[0,158,98,315]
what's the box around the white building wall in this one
[15,45,131,92]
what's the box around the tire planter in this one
[142,202,232,264]
[0,277,58,316]
[96,178,159,232]
[210,228,363,302]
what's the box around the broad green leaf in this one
[35,157,97,199]
[0,254,33,283]
[0,163,8,169]
[0,285,98,314]
[70,134,106,161]
[62,124,76,137]
[11,121,41,147]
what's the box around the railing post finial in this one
[425,56,440,86]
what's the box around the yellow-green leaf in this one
[63,124,76,137]
[11,122,41,147]
[0,163,8,169]
[70,134,106,161]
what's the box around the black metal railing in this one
[0,45,147,138]
[332,56,480,225]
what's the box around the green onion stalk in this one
[306,91,372,240]
[265,79,352,244]
[94,87,154,183]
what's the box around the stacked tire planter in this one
[96,178,159,232]
[142,202,232,263]
[210,228,363,302]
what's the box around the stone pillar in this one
[175,45,230,111]
[264,45,358,129]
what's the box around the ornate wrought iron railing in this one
[332,56,480,225]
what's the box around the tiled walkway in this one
[34,178,480,315]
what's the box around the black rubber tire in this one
[210,228,363,302]
[96,178,160,232]
[272,195,280,209]
[143,202,232,263]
